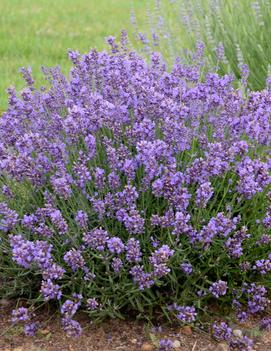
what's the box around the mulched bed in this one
[0,299,270,351]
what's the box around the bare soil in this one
[0,300,270,351]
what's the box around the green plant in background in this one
[133,0,271,90]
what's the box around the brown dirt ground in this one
[0,300,271,351]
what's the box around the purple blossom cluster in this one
[180,262,193,275]
[64,249,85,272]
[61,298,81,318]
[159,339,173,351]
[11,307,30,323]
[0,202,18,232]
[107,237,125,254]
[225,226,250,258]
[61,317,82,337]
[1,42,271,337]
[75,210,88,229]
[11,307,38,337]
[83,228,109,251]
[212,321,254,350]
[232,283,270,325]
[130,265,154,290]
[86,298,99,310]
[209,280,228,298]
[168,304,197,323]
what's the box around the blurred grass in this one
[134,0,271,91]
[0,0,149,111]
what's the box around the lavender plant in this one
[0,37,271,347]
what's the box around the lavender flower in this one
[11,307,30,323]
[61,299,81,318]
[51,173,73,199]
[108,171,120,190]
[75,210,88,228]
[212,321,233,341]
[21,214,38,230]
[84,134,96,159]
[180,262,193,275]
[0,203,18,232]
[107,237,125,254]
[175,305,197,323]
[126,238,142,263]
[83,228,109,251]
[64,249,85,271]
[61,318,82,337]
[9,234,35,268]
[40,279,62,301]
[24,323,38,336]
[122,209,145,235]
[253,258,271,274]
[159,339,173,351]
[94,167,105,189]
[196,181,214,208]
[111,257,123,273]
[42,263,65,280]
[260,317,271,331]
[86,298,99,310]
[48,208,68,234]
[130,265,154,290]
[246,283,269,314]
[1,185,13,199]
[229,335,254,351]
[149,245,174,266]
[225,227,250,258]
[209,280,228,298]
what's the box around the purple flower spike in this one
[209,280,228,298]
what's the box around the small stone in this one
[172,340,181,348]
[0,299,12,307]
[40,329,50,335]
[141,342,155,351]
[131,338,137,344]
[13,348,24,351]
[180,326,192,335]
[233,329,243,338]
[215,343,230,351]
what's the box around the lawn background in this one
[0,0,149,110]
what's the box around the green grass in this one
[0,0,148,111]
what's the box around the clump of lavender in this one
[0,38,271,337]
[212,321,254,350]
[11,307,38,337]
